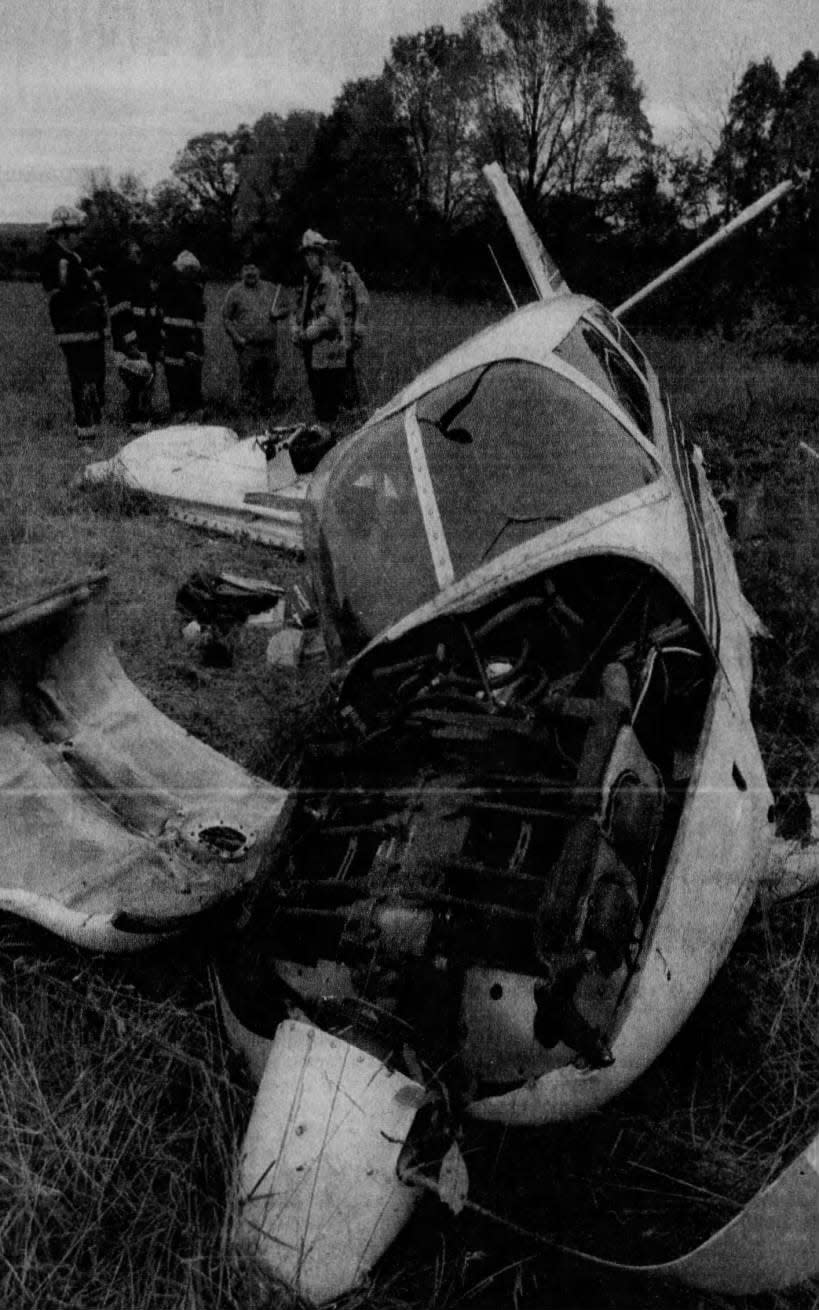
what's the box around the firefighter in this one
[107,239,157,432]
[291,230,345,426]
[160,250,206,421]
[39,205,107,441]
[324,239,369,409]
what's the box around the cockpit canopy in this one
[306,352,658,663]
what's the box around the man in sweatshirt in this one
[222,261,289,422]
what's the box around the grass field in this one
[1,277,818,1310]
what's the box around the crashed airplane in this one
[3,165,818,1302]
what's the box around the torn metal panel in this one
[82,425,309,552]
[0,574,289,949]
[765,793,819,901]
[539,1133,819,1294]
[238,1020,424,1305]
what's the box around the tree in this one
[78,169,151,268]
[296,77,417,282]
[170,128,252,242]
[774,51,819,193]
[771,51,819,328]
[711,57,782,216]
[384,25,483,224]
[235,110,322,257]
[466,0,651,212]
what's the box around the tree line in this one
[5,0,818,349]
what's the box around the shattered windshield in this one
[308,360,658,660]
[555,321,653,438]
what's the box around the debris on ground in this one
[176,571,283,627]
[265,628,305,668]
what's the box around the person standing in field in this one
[324,239,369,409]
[291,230,345,426]
[39,205,107,441]
[221,260,289,423]
[107,239,158,433]
[160,250,206,422]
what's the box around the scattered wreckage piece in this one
[0,573,289,949]
[175,570,287,667]
[402,1125,819,1297]
[237,1020,425,1305]
[81,424,316,553]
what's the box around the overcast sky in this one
[1,0,815,222]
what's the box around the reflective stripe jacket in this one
[159,273,206,366]
[40,238,106,347]
[106,259,161,358]
[106,261,139,354]
[336,261,369,349]
[296,266,345,370]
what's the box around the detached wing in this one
[482,162,570,302]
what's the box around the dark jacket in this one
[40,238,106,347]
[106,258,161,359]
[159,273,206,367]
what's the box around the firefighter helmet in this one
[300,229,328,252]
[173,249,201,272]
[48,205,87,234]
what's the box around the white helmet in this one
[173,249,201,272]
[300,228,328,252]
[48,205,87,234]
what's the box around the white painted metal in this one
[482,162,570,300]
[238,1021,424,1305]
[363,297,592,427]
[0,575,290,951]
[82,425,309,552]
[468,670,773,1124]
[614,180,793,318]
[547,1133,819,1292]
[404,408,455,590]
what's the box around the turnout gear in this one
[173,250,201,272]
[294,263,345,424]
[107,246,160,429]
[40,232,106,437]
[299,229,329,252]
[326,246,369,407]
[160,260,206,418]
[47,205,87,234]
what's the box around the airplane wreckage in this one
[4,165,819,1303]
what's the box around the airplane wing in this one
[0,574,289,949]
[482,162,570,302]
